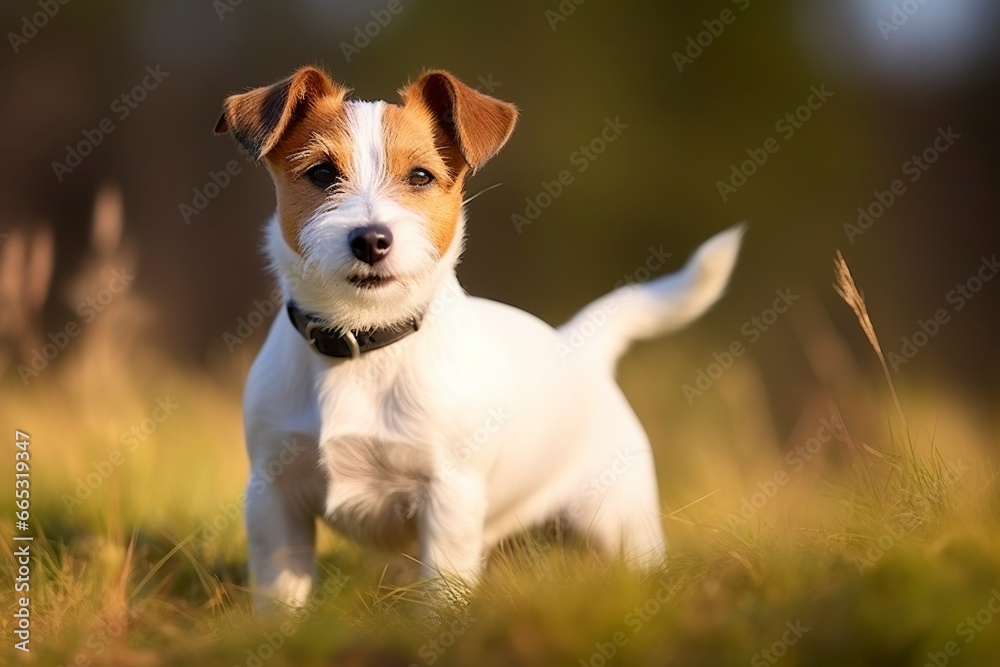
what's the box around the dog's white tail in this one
[558,225,745,371]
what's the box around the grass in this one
[2,243,999,666]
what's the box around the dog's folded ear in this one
[215,66,346,161]
[402,70,518,173]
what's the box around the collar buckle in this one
[303,319,322,346]
[340,330,361,359]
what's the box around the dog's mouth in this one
[348,274,394,289]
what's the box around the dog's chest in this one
[315,364,445,548]
[320,433,431,548]
[309,317,510,547]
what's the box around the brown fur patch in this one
[400,70,518,171]
[218,67,518,258]
[215,65,346,160]
[264,98,354,255]
[216,66,354,254]
[382,103,466,256]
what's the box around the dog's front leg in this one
[418,472,488,590]
[245,467,319,615]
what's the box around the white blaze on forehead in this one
[345,101,388,196]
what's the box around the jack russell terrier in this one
[215,66,743,612]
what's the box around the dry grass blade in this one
[832,251,908,437]
[663,488,722,525]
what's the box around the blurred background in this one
[1,0,998,447]
[4,5,1000,662]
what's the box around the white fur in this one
[242,100,744,613]
[269,101,462,332]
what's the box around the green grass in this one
[2,305,999,666]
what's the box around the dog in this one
[215,65,743,612]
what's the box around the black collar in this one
[286,301,421,359]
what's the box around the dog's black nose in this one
[348,224,393,265]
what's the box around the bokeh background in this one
[2,0,999,430]
[2,2,1000,664]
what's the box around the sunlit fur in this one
[221,67,745,614]
[264,100,466,333]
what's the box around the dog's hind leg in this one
[568,446,668,569]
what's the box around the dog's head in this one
[215,66,517,331]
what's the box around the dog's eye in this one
[306,163,341,189]
[407,168,434,187]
